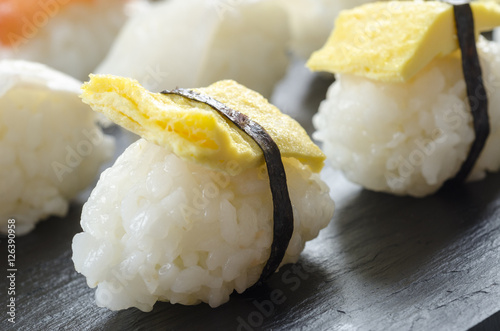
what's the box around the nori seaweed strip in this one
[446,3,490,186]
[160,88,293,283]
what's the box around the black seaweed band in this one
[160,88,294,283]
[447,3,490,186]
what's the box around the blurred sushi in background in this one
[0,0,144,80]
[308,1,500,197]
[95,0,290,99]
[0,60,115,235]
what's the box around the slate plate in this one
[1,60,500,331]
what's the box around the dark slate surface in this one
[1,60,500,331]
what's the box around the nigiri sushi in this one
[95,0,290,98]
[0,0,141,80]
[307,1,500,197]
[0,60,115,235]
[71,75,334,311]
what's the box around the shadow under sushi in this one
[322,170,500,327]
[99,259,336,331]
[0,202,87,328]
[333,172,500,283]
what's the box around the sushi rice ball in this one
[72,75,334,311]
[308,1,500,197]
[0,0,142,80]
[0,60,115,235]
[95,0,290,98]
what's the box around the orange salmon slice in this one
[0,0,95,47]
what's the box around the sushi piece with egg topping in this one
[307,1,500,197]
[71,75,334,311]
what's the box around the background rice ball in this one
[0,0,141,80]
[95,0,290,98]
[0,60,115,235]
[313,38,500,197]
[72,138,334,312]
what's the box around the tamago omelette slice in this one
[307,1,500,82]
[72,75,334,311]
[81,75,325,173]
